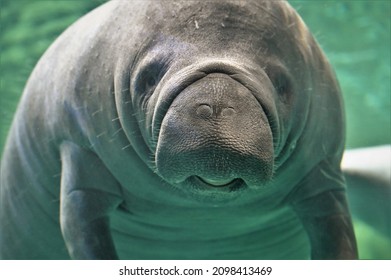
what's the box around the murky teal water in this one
[290,1,390,150]
[0,0,390,259]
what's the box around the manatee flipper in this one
[60,142,123,259]
[342,145,391,238]
[292,191,357,259]
[290,160,358,259]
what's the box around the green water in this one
[0,0,390,259]
[291,0,391,149]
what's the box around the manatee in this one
[0,0,358,259]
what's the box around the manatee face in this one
[125,0,321,203]
[156,71,274,187]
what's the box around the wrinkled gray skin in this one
[0,0,358,259]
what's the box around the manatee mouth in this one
[190,176,245,190]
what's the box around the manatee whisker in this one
[112,128,123,136]
[121,143,132,150]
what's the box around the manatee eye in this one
[133,61,165,108]
[135,63,160,96]
[271,72,293,103]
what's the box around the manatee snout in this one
[156,73,274,190]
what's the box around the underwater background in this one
[0,0,390,259]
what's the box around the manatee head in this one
[118,0,343,203]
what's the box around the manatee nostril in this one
[221,107,236,117]
[196,104,236,118]
[196,104,213,118]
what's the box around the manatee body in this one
[0,0,357,259]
